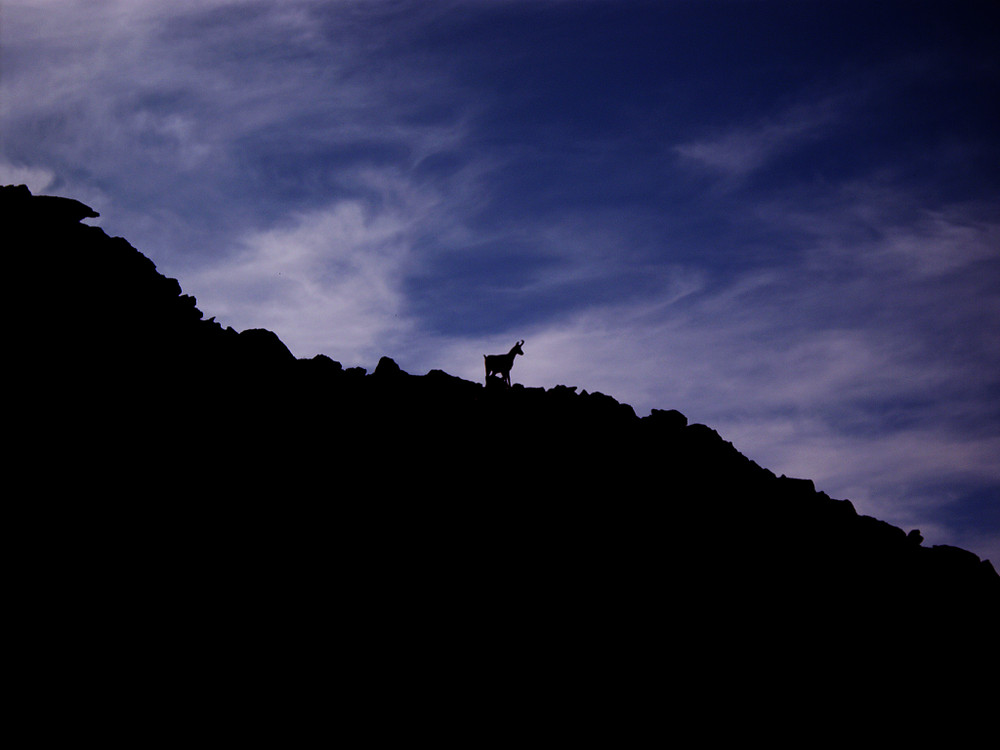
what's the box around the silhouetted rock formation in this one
[7,185,997,729]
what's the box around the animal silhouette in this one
[484,340,524,387]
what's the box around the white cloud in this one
[673,98,839,180]
[874,209,1000,277]
[188,197,416,365]
[0,161,56,193]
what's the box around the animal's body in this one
[484,340,524,387]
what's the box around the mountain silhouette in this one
[6,184,997,737]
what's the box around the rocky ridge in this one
[6,184,998,727]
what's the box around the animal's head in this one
[513,340,525,356]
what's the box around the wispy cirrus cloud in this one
[673,97,841,182]
[0,0,477,267]
[0,160,56,194]
[190,200,408,359]
[185,165,447,365]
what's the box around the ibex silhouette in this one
[484,340,524,387]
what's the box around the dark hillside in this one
[6,185,997,736]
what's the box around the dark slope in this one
[7,184,997,736]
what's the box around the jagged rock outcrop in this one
[7,185,998,721]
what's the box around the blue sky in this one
[3,0,998,564]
